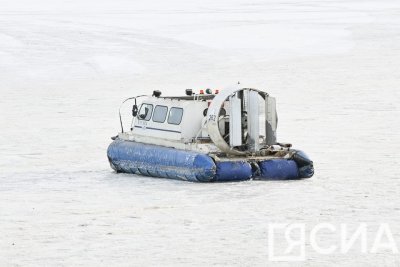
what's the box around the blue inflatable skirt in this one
[107,139,313,182]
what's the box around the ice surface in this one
[1,0,400,266]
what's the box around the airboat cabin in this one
[133,96,208,142]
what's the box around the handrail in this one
[118,95,147,133]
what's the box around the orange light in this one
[200,89,204,94]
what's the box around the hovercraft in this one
[107,86,314,182]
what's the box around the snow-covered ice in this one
[0,0,399,265]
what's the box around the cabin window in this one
[138,103,153,121]
[152,105,168,123]
[168,107,183,125]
